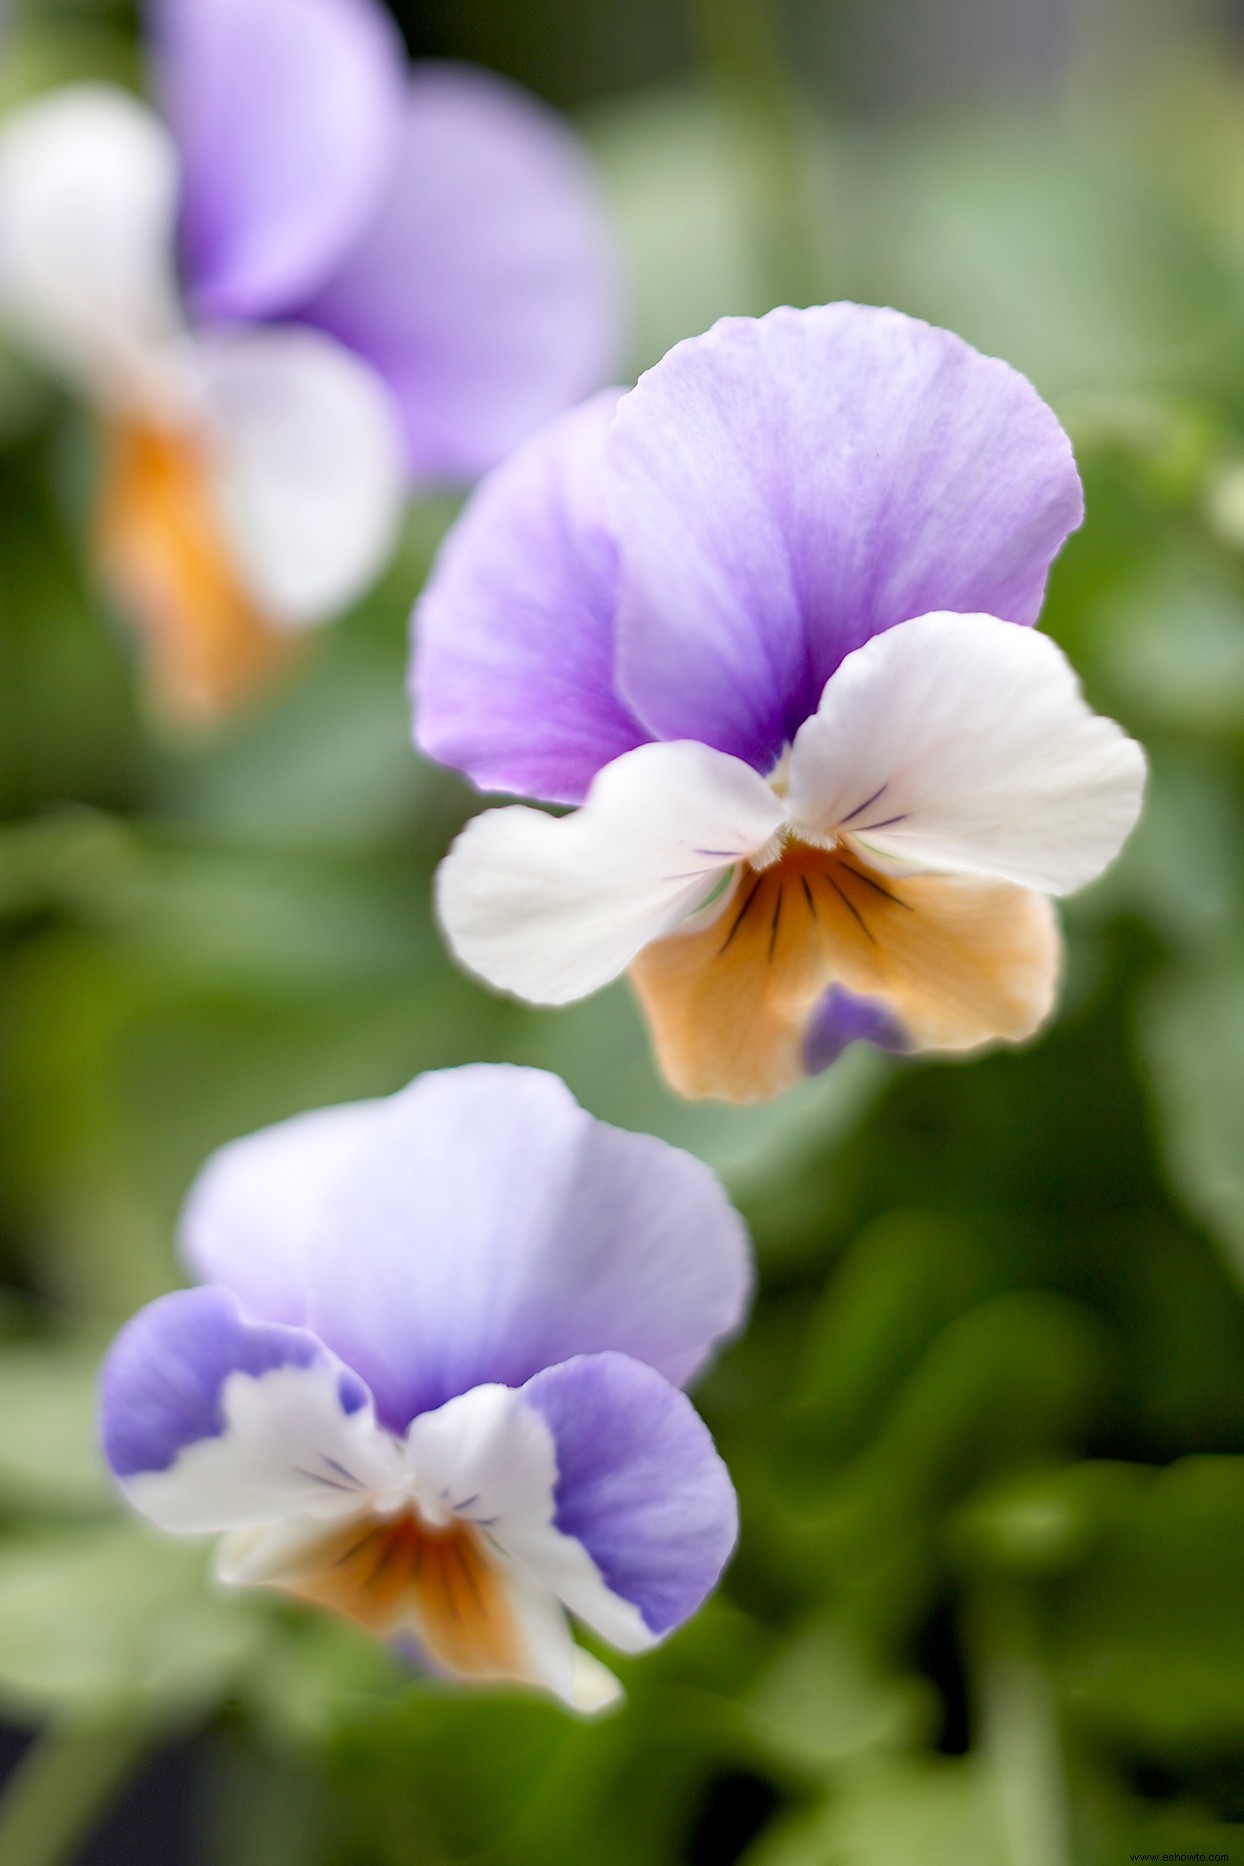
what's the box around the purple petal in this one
[610,302,1084,771]
[802,984,910,1075]
[524,1352,738,1638]
[153,0,407,320]
[179,1098,386,1327]
[299,62,623,484]
[99,1286,356,1479]
[181,1065,750,1433]
[411,391,648,805]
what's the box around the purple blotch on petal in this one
[523,1351,738,1638]
[337,1370,370,1415]
[100,1286,325,1479]
[803,983,909,1076]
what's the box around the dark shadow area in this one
[1126,1750,1244,1826]
[0,1724,198,1866]
[914,1598,972,1757]
[683,1768,784,1866]
[386,0,695,108]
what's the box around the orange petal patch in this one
[267,1510,533,1684]
[629,843,1060,1104]
[93,419,295,724]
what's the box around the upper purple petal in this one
[523,1351,738,1638]
[306,1067,750,1428]
[411,391,647,805]
[179,1098,386,1328]
[298,62,623,484]
[610,302,1084,771]
[99,1286,358,1479]
[153,0,407,320]
[176,1065,752,1434]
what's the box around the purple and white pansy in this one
[0,0,619,719]
[99,1066,748,1712]
[413,303,1148,1104]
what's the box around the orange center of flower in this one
[629,840,1059,1104]
[272,1509,527,1681]
[92,419,294,724]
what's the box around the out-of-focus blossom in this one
[0,83,405,721]
[154,0,622,485]
[99,1066,748,1711]
[0,0,620,720]
[414,304,1148,1103]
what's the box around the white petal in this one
[436,740,786,1004]
[570,1647,624,1714]
[0,84,182,400]
[216,1476,619,1711]
[192,324,406,627]
[405,1385,652,1654]
[404,1382,559,1531]
[786,612,1147,895]
[124,1361,406,1535]
[481,1569,590,1709]
[215,1512,345,1588]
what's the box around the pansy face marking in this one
[0,0,619,719]
[100,1067,749,1711]
[630,832,1058,1104]
[413,305,1148,1103]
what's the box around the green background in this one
[3,0,1244,1860]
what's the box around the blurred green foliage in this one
[4,1,1244,1862]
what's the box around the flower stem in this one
[685,0,822,307]
[0,1720,151,1866]
[969,1583,1072,1866]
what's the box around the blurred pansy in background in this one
[99,1065,749,1711]
[417,303,1147,1103]
[0,0,620,724]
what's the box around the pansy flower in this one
[0,0,619,721]
[100,1066,748,1712]
[414,304,1147,1103]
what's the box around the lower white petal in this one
[216,1512,342,1588]
[570,1647,624,1714]
[218,1466,616,1713]
[193,325,406,627]
[211,1380,644,1710]
[436,740,786,1004]
[405,1385,654,1653]
[786,612,1146,895]
[0,85,183,404]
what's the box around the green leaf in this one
[789,1211,1002,1455]
[242,1615,407,1750]
[948,1463,1146,1581]
[1091,552,1244,736]
[1053,1458,1244,1754]
[588,87,766,376]
[0,1519,270,1720]
[747,1618,933,1774]
[748,1755,1007,1866]
[858,105,1235,399]
[1143,959,1244,1283]
[505,977,889,1190]
[0,1341,112,1516]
